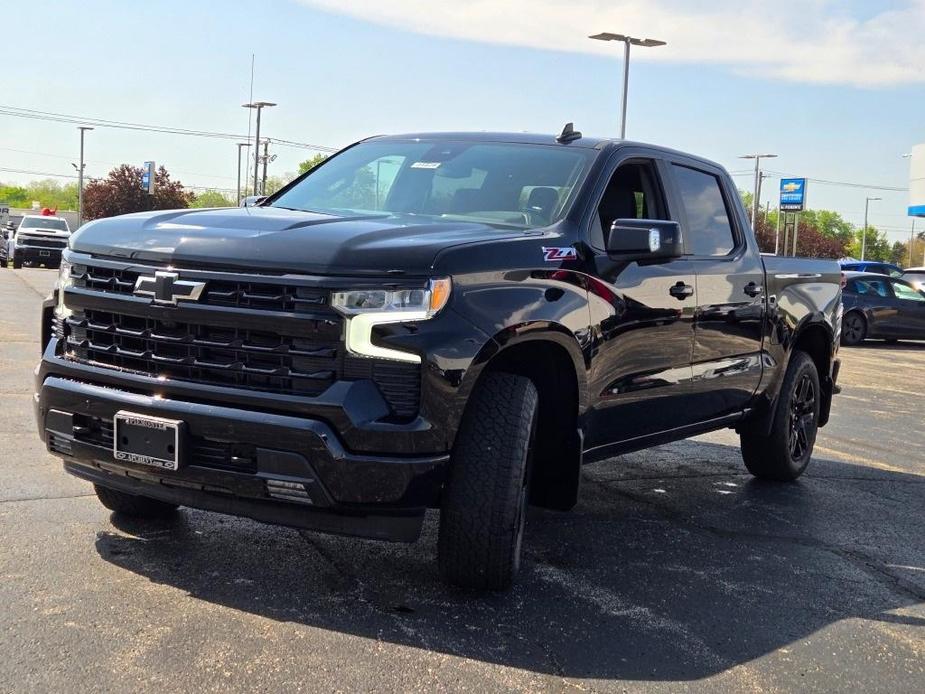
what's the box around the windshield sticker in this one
[542,247,578,262]
[410,161,441,169]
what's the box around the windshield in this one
[270,140,594,229]
[21,217,68,231]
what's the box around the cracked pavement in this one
[1,268,923,692]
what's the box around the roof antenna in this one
[556,122,582,143]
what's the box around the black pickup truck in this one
[35,129,841,589]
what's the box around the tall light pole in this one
[861,196,881,261]
[589,33,666,139]
[739,153,777,226]
[242,101,276,195]
[235,142,250,203]
[76,126,93,227]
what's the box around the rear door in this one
[583,150,697,448]
[663,159,766,422]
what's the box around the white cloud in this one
[297,0,925,87]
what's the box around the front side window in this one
[671,165,735,256]
[854,278,892,298]
[891,280,925,302]
[270,141,593,229]
[592,159,667,248]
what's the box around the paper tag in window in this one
[410,162,441,169]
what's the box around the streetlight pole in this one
[235,142,250,203]
[242,101,276,196]
[589,33,666,139]
[739,153,777,226]
[909,217,916,267]
[861,196,881,261]
[76,126,93,227]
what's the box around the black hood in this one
[70,206,524,276]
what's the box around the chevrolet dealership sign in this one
[779,178,807,212]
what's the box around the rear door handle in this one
[744,282,763,298]
[669,281,694,300]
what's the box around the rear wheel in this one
[740,351,820,481]
[94,484,178,518]
[438,372,538,591]
[841,311,866,346]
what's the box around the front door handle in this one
[744,282,763,298]
[669,281,694,300]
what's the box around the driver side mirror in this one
[607,219,683,260]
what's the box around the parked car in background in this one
[840,260,903,277]
[900,267,925,292]
[6,215,71,269]
[841,271,925,345]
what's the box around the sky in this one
[2,0,923,241]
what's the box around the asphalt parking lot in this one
[1,267,923,693]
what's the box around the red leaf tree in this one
[82,165,193,221]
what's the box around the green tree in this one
[190,190,234,208]
[82,165,193,221]
[0,184,29,207]
[889,241,907,266]
[848,226,890,261]
[298,154,329,175]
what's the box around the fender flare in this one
[456,320,590,416]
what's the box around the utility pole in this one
[739,154,777,225]
[235,142,250,203]
[242,101,276,196]
[589,33,666,138]
[909,217,917,267]
[861,196,881,261]
[75,126,93,227]
[260,139,270,195]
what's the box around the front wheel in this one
[740,351,820,481]
[438,372,538,590]
[11,254,21,269]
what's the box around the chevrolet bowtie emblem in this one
[134,271,206,305]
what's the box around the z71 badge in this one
[542,247,578,262]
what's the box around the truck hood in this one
[70,206,525,276]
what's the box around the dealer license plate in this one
[113,411,183,471]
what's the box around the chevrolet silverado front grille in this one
[66,309,340,396]
[72,265,328,313]
[61,260,422,419]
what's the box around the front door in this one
[666,160,766,421]
[583,155,697,450]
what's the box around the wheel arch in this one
[458,323,588,511]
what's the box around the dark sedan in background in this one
[841,271,925,345]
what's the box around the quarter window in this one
[672,165,735,256]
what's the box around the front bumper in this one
[15,246,64,265]
[36,375,449,541]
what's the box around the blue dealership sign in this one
[141,161,155,195]
[780,177,807,211]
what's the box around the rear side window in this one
[854,278,892,298]
[671,165,735,256]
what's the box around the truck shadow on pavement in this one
[94,440,925,682]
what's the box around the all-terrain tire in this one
[94,484,179,518]
[740,351,820,481]
[438,372,538,590]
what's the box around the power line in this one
[0,166,234,193]
[0,104,339,152]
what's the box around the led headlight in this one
[54,259,74,320]
[331,278,451,363]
